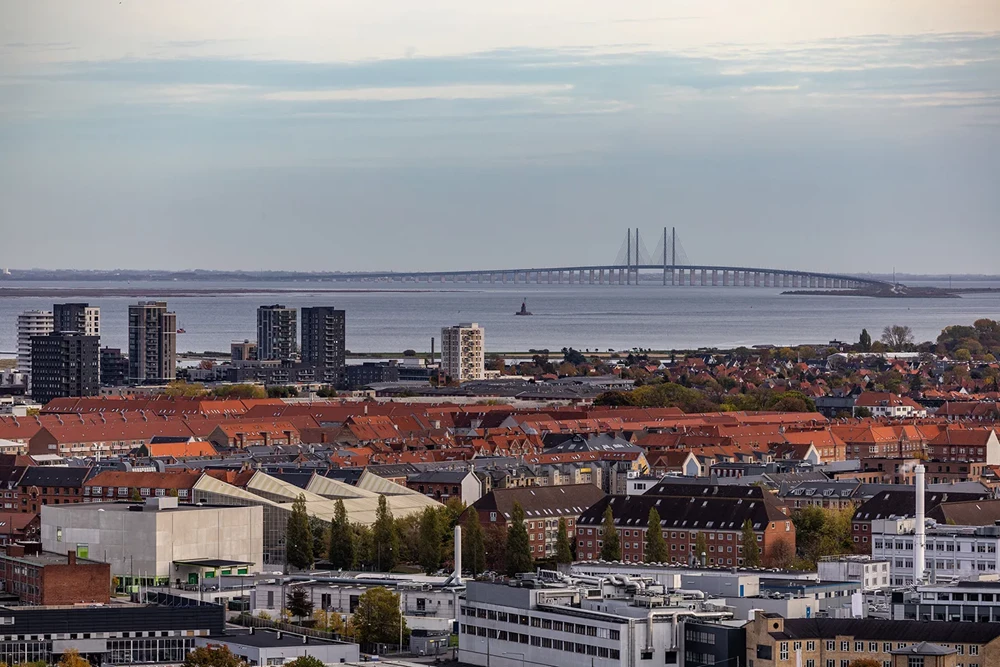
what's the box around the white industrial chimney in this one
[914,464,926,585]
[453,525,463,586]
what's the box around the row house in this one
[927,428,1000,465]
[82,470,204,503]
[16,467,93,514]
[469,483,606,561]
[854,391,928,418]
[575,491,794,567]
[27,419,201,458]
[207,421,301,449]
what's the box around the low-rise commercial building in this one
[458,579,731,667]
[40,497,263,590]
[196,628,359,666]
[871,518,1000,586]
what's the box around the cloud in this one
[261,83,573,102]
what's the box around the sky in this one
[1,1,999,274]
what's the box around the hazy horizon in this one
[2,1,999,273]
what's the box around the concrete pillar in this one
[580,270,586,284]
[589,269,595,284]
[618,268,624,284]
[701,269,707,286]
[599,269,604,284]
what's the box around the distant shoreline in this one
[0,287,468,298]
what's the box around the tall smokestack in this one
[914,464,926,585]
[453,525,463,585]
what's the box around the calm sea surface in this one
[1,280,998,356]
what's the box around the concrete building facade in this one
[256,305,297,361]
[40,497,263,588]
[16,310,53,388]
[29,331,100,404]
[441,323,485,383]
[299,307,346,384]
[128,301,177,383]
[52,303,100,337]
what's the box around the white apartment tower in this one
[441,323,485,383]
[17,310,54,382]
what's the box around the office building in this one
[100,347,128,386]
[52,302,100,337]
[892,580,1000,622]
[871,517,1000,586]
[16,310,53,385]
[128,301,177,384]
[0,594,223,666]
[29,331,100,405]
[300,306,346,384]
[231,339,258,362]
[458,578,730,667]
[195,629,359,666]
[256,304,297,361]
[441,322,485,382]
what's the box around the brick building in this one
[745,612,1000,667]
[17,467,92,514]
[575,486,794,567]
[0,543,110,605]
[469,483,606,561]
[83,470,203,503]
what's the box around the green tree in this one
[693,531,708,564]
[373,495,399,571]
[644,508,668,563]
[285,493,314,571]
[859,329,872,352]
[286,586,314,622]
[741,520,761,567]
[484,522,507,572]
[353,523,375,570]
[600,506,621,561]
[284,657,326,667]
[183,646,247,667]
[210,384,267,399]
[328,499,355,570]
[505,502,534,576]
[351,587,408,649]
[881,325,914,351]
[555,518,573,564]
[767,537,795,569]
[129,488,142,503]
[418,506,443,574]
[463,512,487,577]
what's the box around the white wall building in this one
[817,555,892,591]
[871,517,1000,586]
[16,310,53,388]
[441,323,485,383]
[459,580,730,667]
[40,497,263,586]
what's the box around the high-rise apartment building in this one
[231,340,258,363]
[441,323,485,383]
[52,303,100,337]
[29,331,100,404]
[100,347,128,387]
[16,310,53,377]
[256,305,297,361]
[300,307,346,384]
[127,301,177,384]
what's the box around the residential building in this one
[128,301,177,383]
[407,469,484,505]
[29,331,100,404]
[744,611,1000,667]
[82,470,203,503]
[52,302,100,337]
[441,323,485,383]
[0,543,110,605]
[469,483,605,560]
[458,579,731,667]
[927,428,1000,465]
[16,310,53,387]
[575,491,794,566]
[99,347,128,386]
[16,466,92,513]
[231,339,258,362]
[855,391,927,418]
[256,304,297,361]
[299,306,346,384]
[0,594,223,666]
[40,497,263,589]
[195,629,359,666]
[346,361,400,388]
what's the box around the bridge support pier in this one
[589,269,595,285]
[701,269,707,286]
